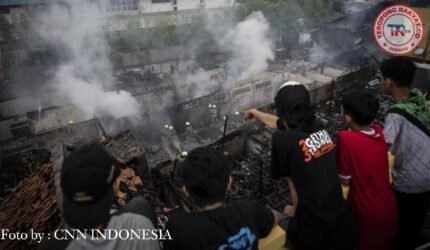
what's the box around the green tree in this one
[237,0,303,32]
[151,15,179,48]
[235,0,303,49]
[302,0,333,25]
[107,0,334,54]
[237,0,333,30]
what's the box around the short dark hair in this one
[178,147,230,207]
[380,57,416,87]
[341,91,379,127]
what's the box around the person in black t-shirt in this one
[245,81,356,250]
[165,147,282,250]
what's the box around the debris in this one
[121,168,135,178]
[116,190,127,200]
[132,176,142,186]
[0,163,61,249]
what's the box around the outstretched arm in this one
[244,108,279,129]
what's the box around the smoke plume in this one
[35,0,140,119]
[309,42,329,64]
[221,11,274,79]
[175,11,274,100]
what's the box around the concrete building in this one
[0,0,235,31]
[105,0,235,30]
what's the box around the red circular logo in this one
[374,5,424,56]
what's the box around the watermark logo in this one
[374,5,424,56]
[1,228,172,243]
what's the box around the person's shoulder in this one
[384,110,405,124]
[371,123,382,130]
[169,208,190,217]
[273,129,302,140]
[338,129,352,139]
[233,199,259,209]
[166,209,207,238]
[110,212,155,229]
[371,123,385,135]
[231,200,270,215]
[272,130,300,151]
[166,208,193,226]
[273,129,288,136]
[230,200,274,237]
[338,129,365,142]
[272,130,289,142]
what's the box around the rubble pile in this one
[102,130,159,210]
[0,163,61,249]
[103,130,151,178]
[0,130,163,248]
[114,167,151,208]
[0,148,51,197]
[228,150,291,212]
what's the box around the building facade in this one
[105,0,235,30]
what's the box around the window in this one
[106,0,138,12]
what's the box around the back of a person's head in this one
[380,57,416,88]
[274,81,316,132]
[341,91,379,127]
[61,142,120,229]
[178,147,230,208]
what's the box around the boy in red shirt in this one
[337,91,397,250]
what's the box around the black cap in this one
[61,143,120,229]
[274,81,311,121]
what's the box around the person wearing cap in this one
[245,81,355,250]
[379,57,430,249]
[41,143,160,250]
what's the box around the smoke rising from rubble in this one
[221,11,274,79]
[35,0,140,119]
[176,11,274,100]
[309,42,329,64]
[173,61,224,101]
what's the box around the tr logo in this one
[374,5,423,55]
[387,24,410,37]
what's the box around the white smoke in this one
[173,60,224,100]
[221,11,274,79]
[35,0,140,119]
[174,11,274,100]
[309,42,329,64]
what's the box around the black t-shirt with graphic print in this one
[164,200,274,250]
[271,125,356,250]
